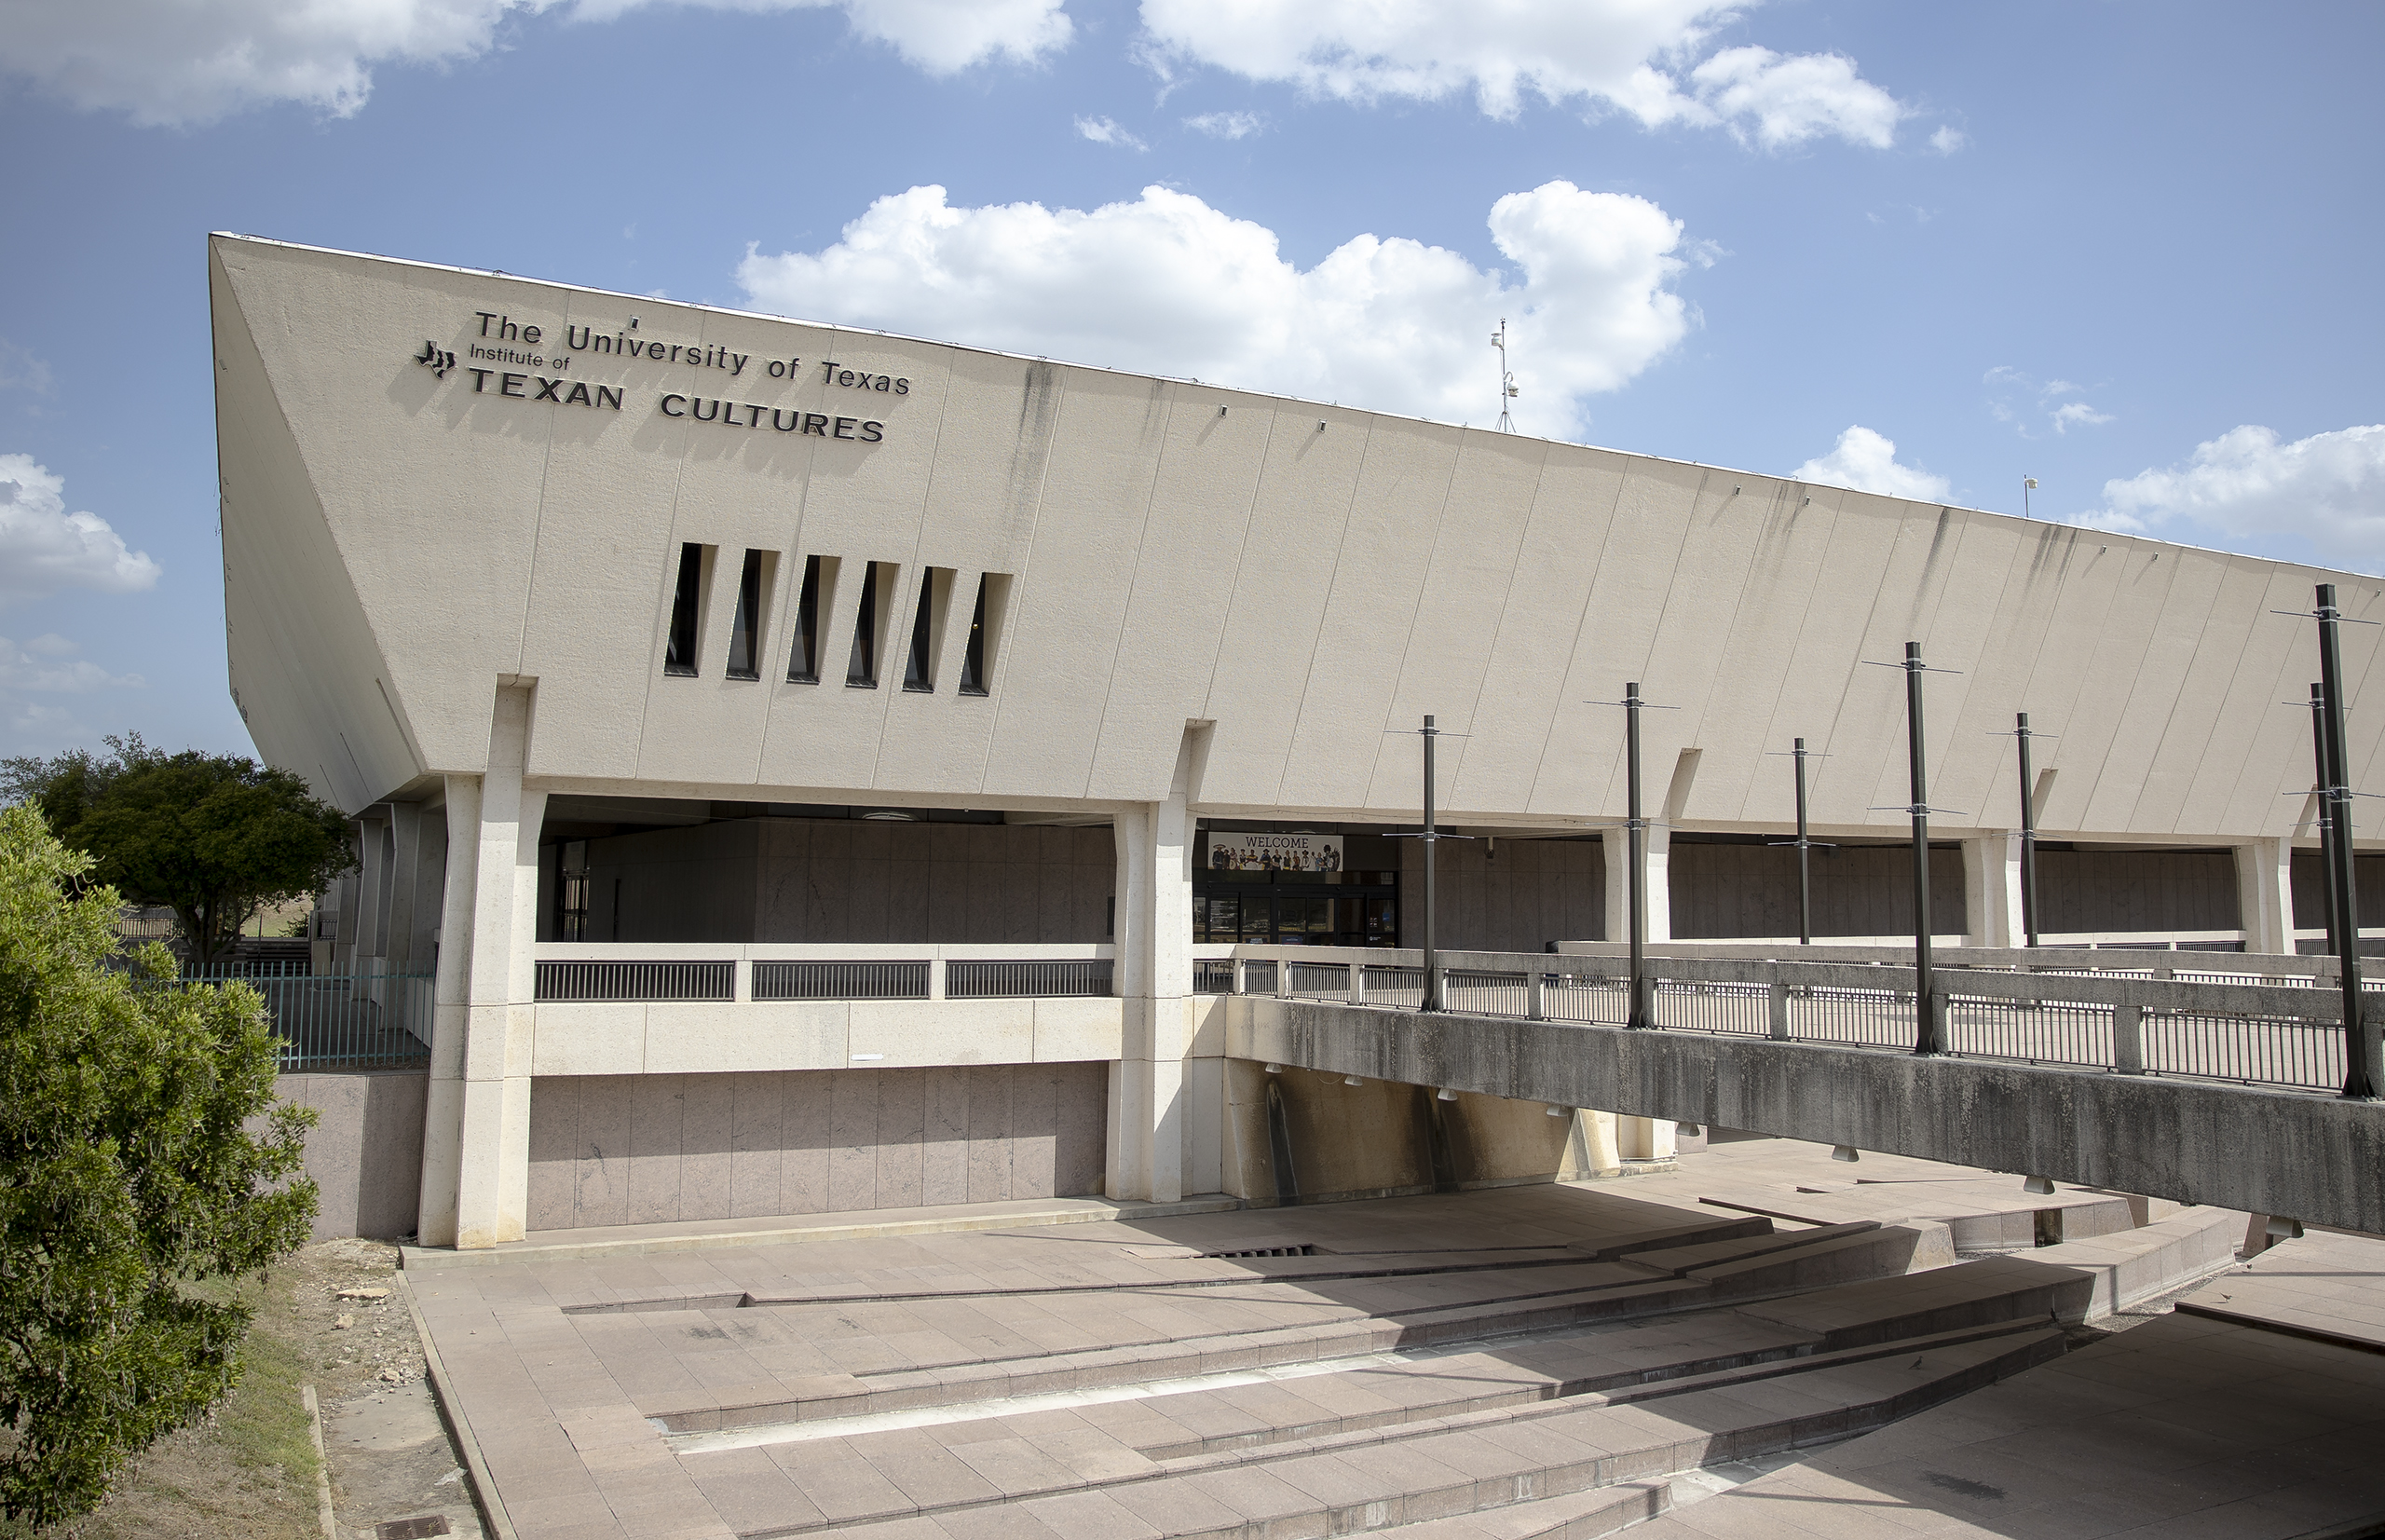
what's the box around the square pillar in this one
[1601,825,1671,945]
[418,682,544,1250]
[1963,833,2025,948]
[352,807,390,966]
[1616,1115,1676,1162]
[1106,724,1210,1205]
[2235,838,2294,957]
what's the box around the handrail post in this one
[733,958,753,1003]
[1350,961,1367,1005]
[1529,971,1547,1021]
[1768,977,1790,1040]
[2113,1002,2145,1074]
[2314,584,2380,1098]
[1627,683,1652,1028]
[1277,957,1294,1001]
[928,958,947,1002]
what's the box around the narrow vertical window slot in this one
[958,575,989,695]
[725,550,770,680]
[786,555,833,684]
[958,572,1011,697]
[847,560,889,688]
[663,542,709,676]
[905,568,951,692]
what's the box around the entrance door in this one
[1192,882,1398,947]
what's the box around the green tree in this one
[0,805,318,1522]
[2,737,355,970]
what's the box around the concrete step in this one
[653,1223,2047,1438]
[647,1265,1724,1433]
[1615,1220,1880,1276]
[564,1215,1780,1314]
[1682,1221,1954,1297]
[1366,1479,1671,1539]
[716,1327,2065,1538]
[1734,1249,2089,1349]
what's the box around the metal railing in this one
[753,961,928,1001]
[535,961,734,1002]
[177,967,433,1072]
[2144,1008,2343,1089]
[1233,946,2374,1097]
[948,959,1112,999]
[1193,959,1237,995]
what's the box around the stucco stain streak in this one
[1901,508,1955,634]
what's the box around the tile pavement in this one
[1625,1228,2385,1540]
[405,1143,2301,1540]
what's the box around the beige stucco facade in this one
[212,233,2380,1247]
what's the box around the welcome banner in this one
[1206,832,1344,874]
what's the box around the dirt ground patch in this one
[24,1238,483,1540]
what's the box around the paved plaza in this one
[391,1138,2385,1539]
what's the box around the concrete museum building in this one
[210,233,2385,1251]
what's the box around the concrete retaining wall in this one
[524,1063,1108,1231]
[277,1070,428,1240]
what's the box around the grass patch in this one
[10,1268,324,1540]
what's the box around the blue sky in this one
[2,0,2380,760]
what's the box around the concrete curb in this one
[300,1385,335,1540]
[398,1193,1244,1269]
[396,1272,516,1540]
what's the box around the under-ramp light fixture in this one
[1437,1087,1459,1101]
[2022,1175,2055,1195]
[2266,1216,2304,1241]
[1263,1063,1283,1074]
[1546,1105,1571,1118]
[1342,1075,1365,1087]
[1678,1123,1702,1137]
[1831,1145,1860,1163]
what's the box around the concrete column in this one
[411,806,446,967]
[1560,1110,1621,1179]
[1963,833,2026,948]
[352,808,391,965]
[417,682,545,1250]
[2234,837,2294,956]
[384,803,423,970]
[1106,724,1211,1205]
[1616,1115,1677,1162]
[1600,825,1672,944]
[326,867,361,970]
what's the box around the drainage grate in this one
[1206,1244,1318,1259]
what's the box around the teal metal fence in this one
[180,967,435,1072]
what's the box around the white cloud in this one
[1928,125,1966,154]
[738,180,1692,437]
[1983,366,2111,439]
[1686,47,1901,150]
[1073,115,1147,149]
[1184,109,1265,139]
[0,634,143,693]
[0,456,162,604]
[1136,0,1906,148]
[1792,426,1952,502]
[0,341,51,396]
[2091,424,2385,567]
[0,0,1068,125]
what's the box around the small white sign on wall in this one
[1206,832,1344,874]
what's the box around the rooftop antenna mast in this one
[1492,318,1519,433]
